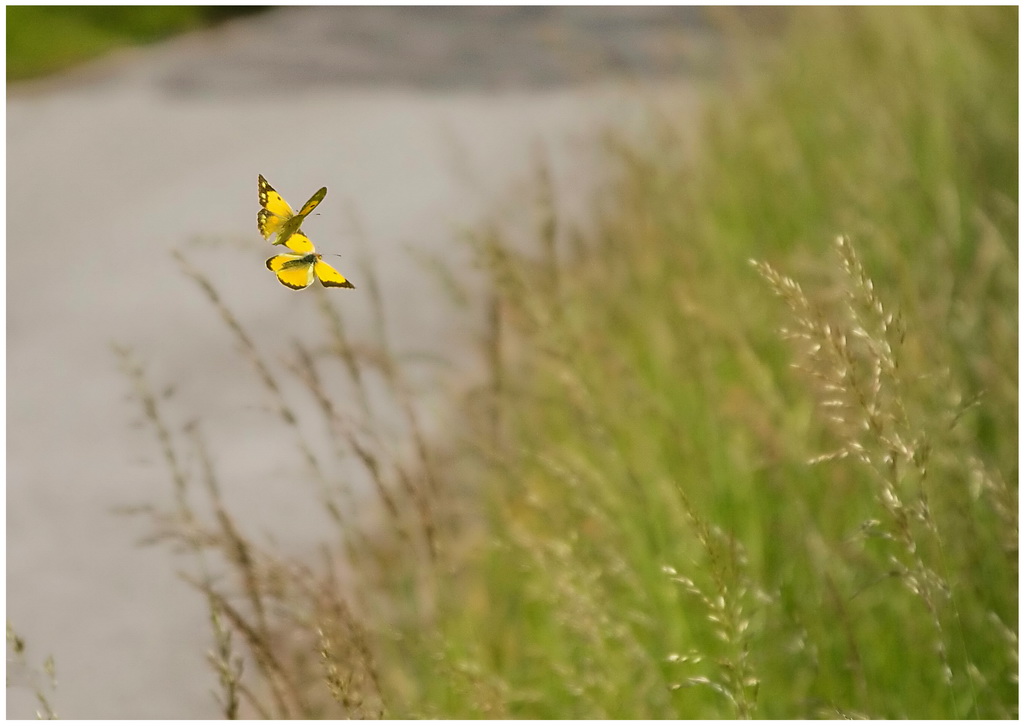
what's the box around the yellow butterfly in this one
[257,174,327,248]
[266,232,355,290]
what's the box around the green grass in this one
[113,6,1016,719]
[6,7,262,81]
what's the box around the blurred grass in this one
[120,5,1016,720]
[6,6,265,81]
[380,6,1018,718]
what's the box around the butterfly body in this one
[257,174,326,248]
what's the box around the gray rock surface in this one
[7,7,713,718]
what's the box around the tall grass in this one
[120,6,1015,719]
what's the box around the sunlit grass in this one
[111,5,1016,719]
[387,6,1017,718]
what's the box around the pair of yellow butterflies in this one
[257,174,355,290]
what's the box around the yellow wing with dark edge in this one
[257,174,327,247]
[266,253,316,290]
[314,258,355,288]
[266,251,356,291]
[257,175,295,239]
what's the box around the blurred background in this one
[7,6,726,718]
[7,6,1016,720]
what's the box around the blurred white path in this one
[7,7,712,717]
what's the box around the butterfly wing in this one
[266,253,315,290]
[283,231,316,254]
[297,186,327,218]
[257,175,296,241]
[314,257,356,289]
[273,186,327,247]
